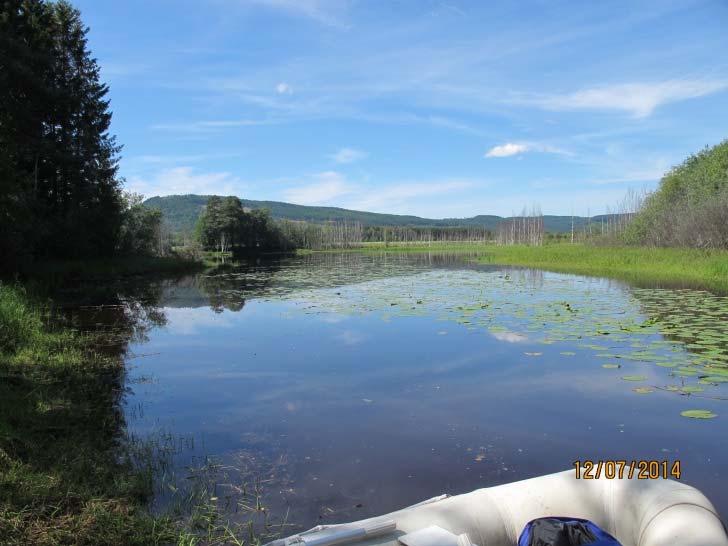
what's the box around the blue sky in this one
[77,0,728,217]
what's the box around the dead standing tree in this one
[496,205,544,245]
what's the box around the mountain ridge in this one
[144,194,614,234]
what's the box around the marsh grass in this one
[349,242,728,294]
[0,284,271,545]
[477,244,728,294]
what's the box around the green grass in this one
[477,244,728,294]
[0,284,269,545]
[0,284,179,545]
[350,242,728,294]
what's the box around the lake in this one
[69,252,728,533]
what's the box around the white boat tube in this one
[267,470,728,546]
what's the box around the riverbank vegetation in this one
[624,140,728,249]
[0,284,177,545]
[478,244,728,294]
[352,243,728,294]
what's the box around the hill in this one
[143,194,608,234]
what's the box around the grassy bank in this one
[478,245,728,294]
[0,282,270,545]
[0,284,178,545]
[352,242,728,294]
[0,285,186,545]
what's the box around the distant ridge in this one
[143,194,614,234]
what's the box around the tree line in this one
[0,0,166,273]
[363,225,492,244]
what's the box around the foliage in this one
[117,193,168,256]
[0,0,124,270]
[625,139,728,248]
[195,196,291,252]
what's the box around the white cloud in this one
[275,82,293,94]
[282,171,354,205]
[485,142,569,158]
[125,166,243,197]
[485,143,530,158]
[524,80,728,118]
[163,307,236,336]
[331,147,368,164]
[490,331,528,343]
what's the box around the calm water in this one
[82,253,728,529]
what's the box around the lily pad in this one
[633,387,654,394]
[700,376,728,384]
[680,409,717,419]
[680,386,704,393]
[602,363,621,369]
[621,375,647,381]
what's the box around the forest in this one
[0,0,166,273]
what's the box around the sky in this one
[75,0,728,217]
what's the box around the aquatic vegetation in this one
[680,410,718,419]
[204,253,728,418]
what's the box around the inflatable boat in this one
[266,470,728,546]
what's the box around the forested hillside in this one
[144,194,609,234]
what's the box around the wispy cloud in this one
[485,142,569,158]
[125,166,244,197]
[588,166,668,185]
[282,171,354,205]
[520,79,728,118]
[281,172,479,213]
[245,0,351,28]
[128,152,241,165]
[348,180,475,212]
[149,119,274,132]
[330,147,368,164]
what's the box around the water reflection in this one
[61,252,728,533]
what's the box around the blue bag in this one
[518,517,622,546]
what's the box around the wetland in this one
[62,251,728,535]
